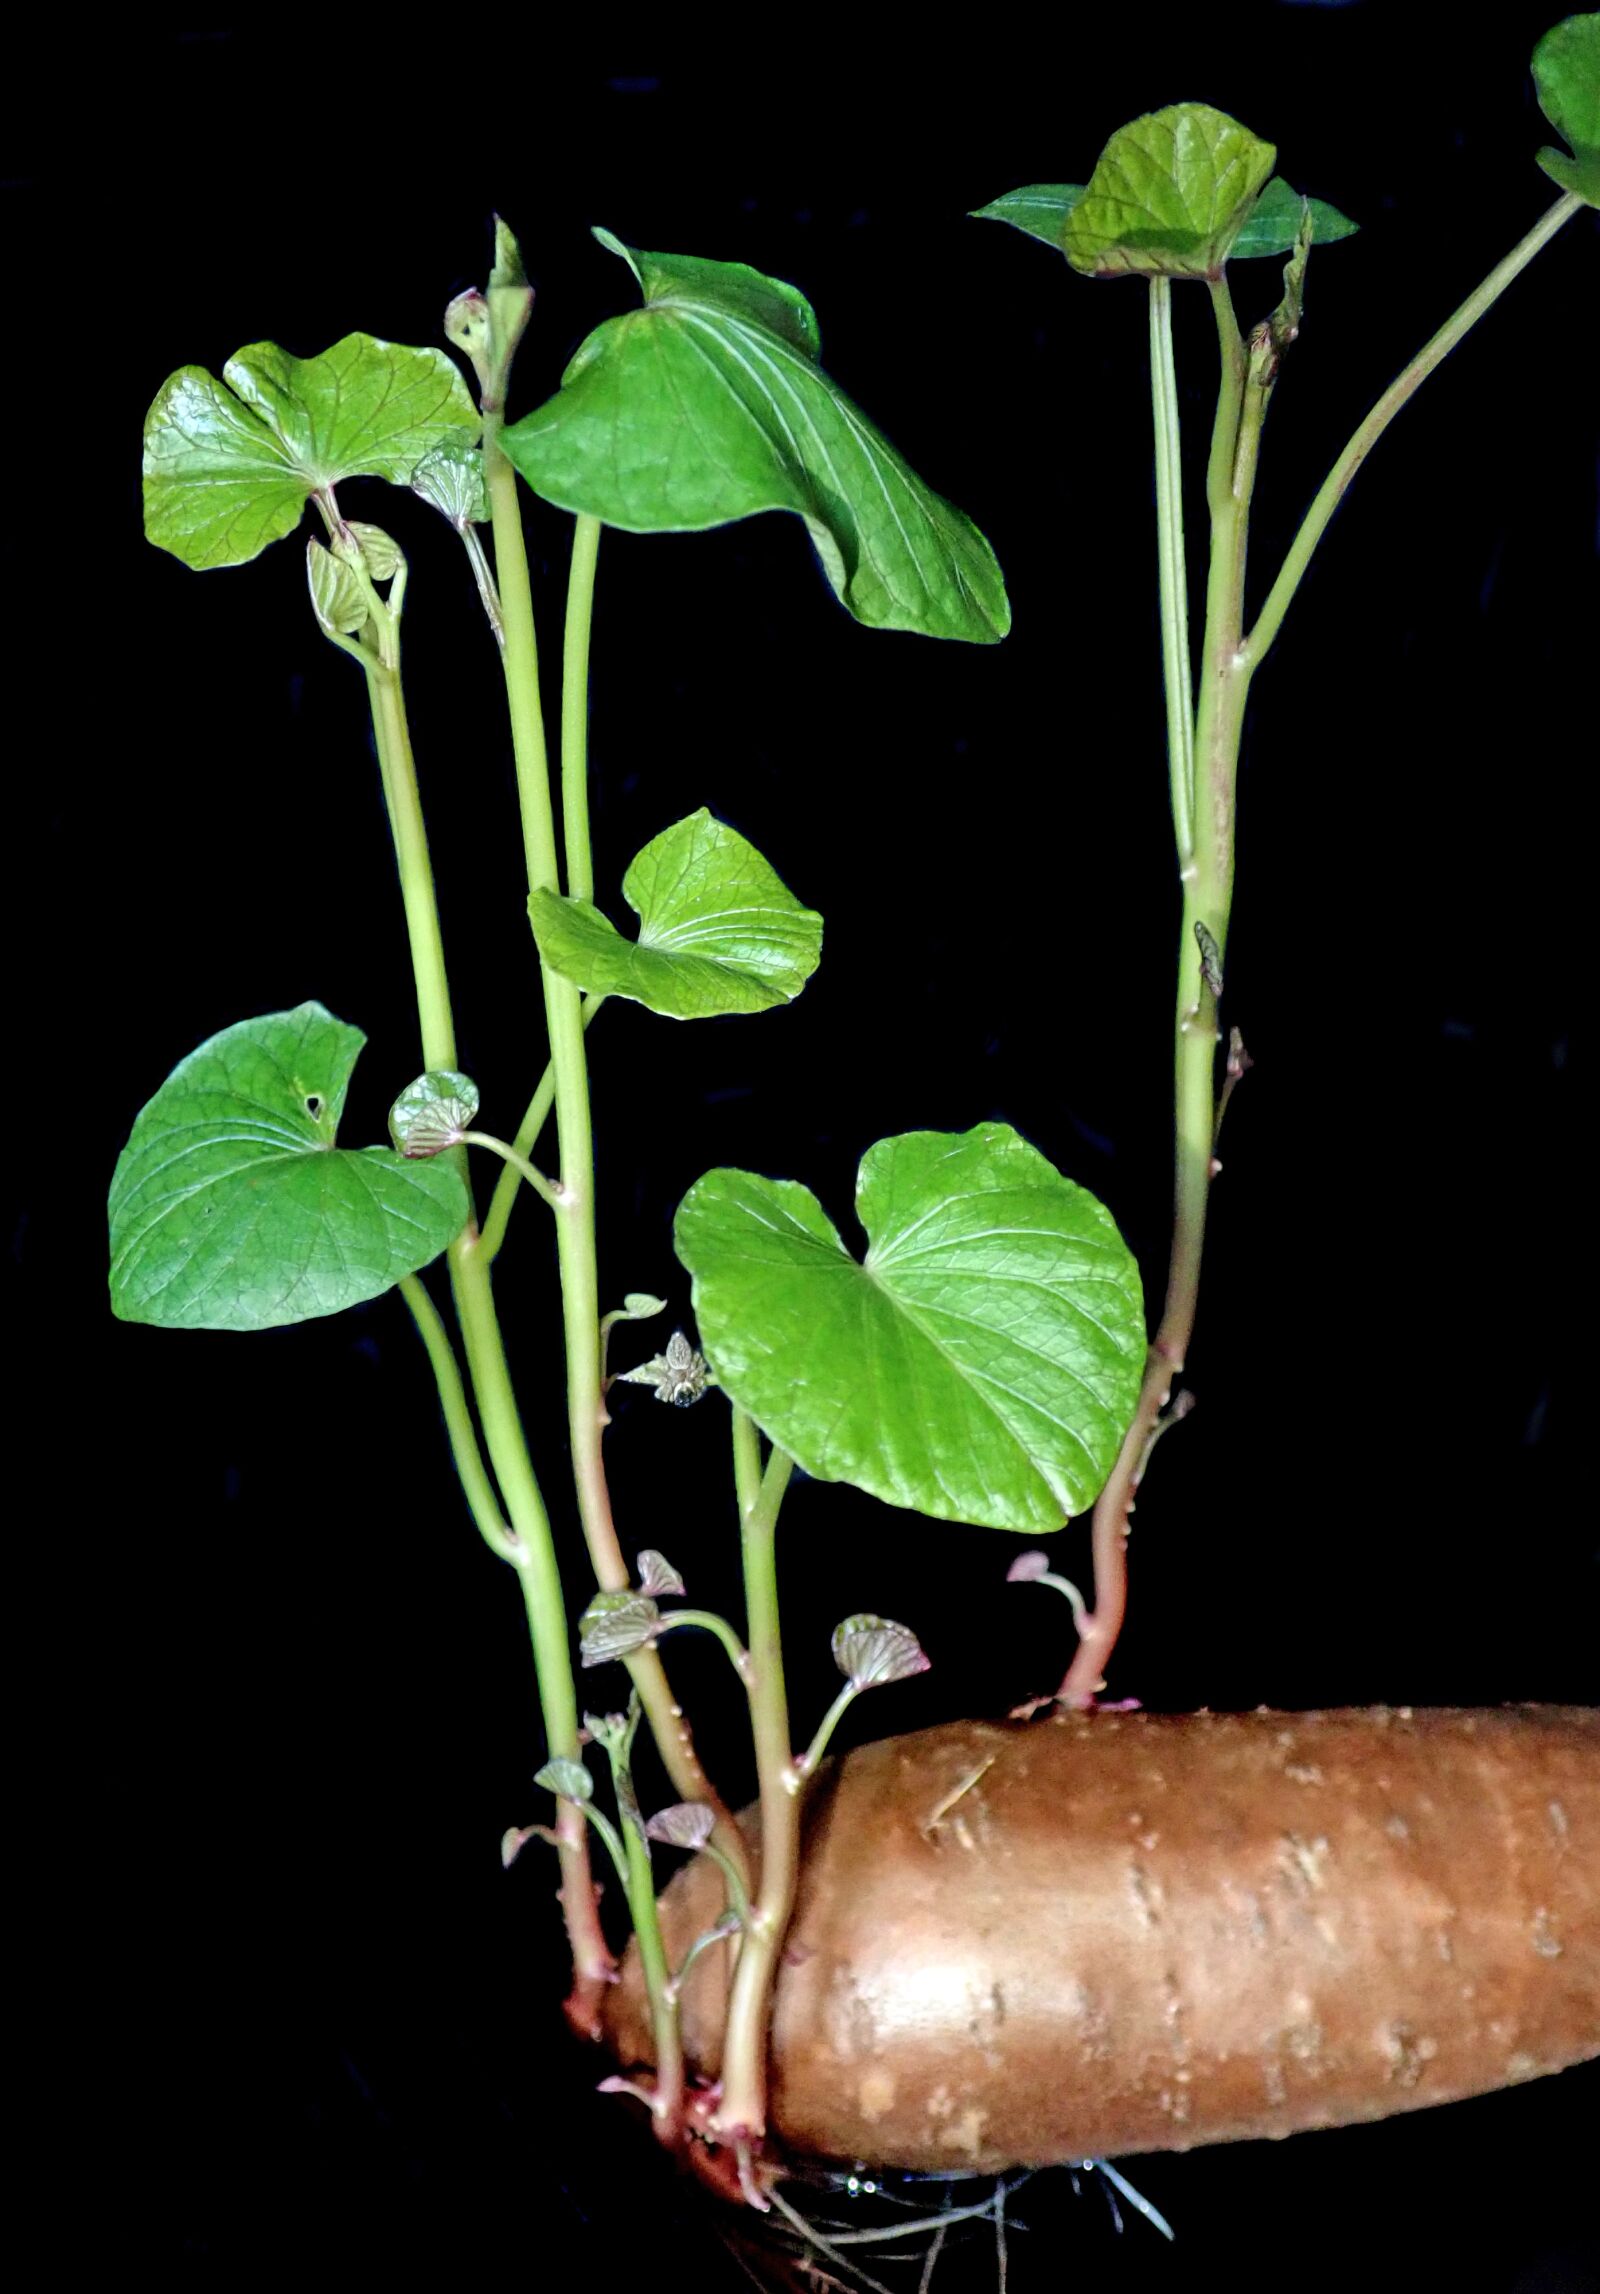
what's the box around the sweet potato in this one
[603,1705,1598,2172]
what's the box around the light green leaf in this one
[674,1123,1146,1532]
[499,231,1009,644]
[1064,104,1278,278]
[306,537,368,636]
[388,1070,480,1156]
[1231,176,1358,259]
[535,1757,594,1804]
[344,520,404,580]
[108,1004,469,1331]
[970,184,1085,251]
[411,439,489,528]
[529,809,822,1019]
[143,334,479,571]
[579,1591,661,1665]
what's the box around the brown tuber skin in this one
[603,1706,1598,2174]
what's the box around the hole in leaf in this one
[304,1094,324,1118]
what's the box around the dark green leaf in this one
[970,184,1085,250]
[675,1124,1146,1532]
[143,335,479,571]
[529,809,822,1018]
[500,231,1009,644]
[1065,104,1277,278]
[108,1004,469,1331]
[1231,176,1358,259]
[388,1070,480,1156]
[1534,14,1600,201]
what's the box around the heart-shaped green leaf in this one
[1064,104,1277,278]
[306,537,369,636]
[970,184,1086,250]
[411,439,489,529]
[109,1004,469,1331]
[143,335,479,571]
[675,1124,1145,1532]
[499,231,1009,644]
[1534,13,1600,204]
[1230,176,1358,259]
[529,809,822,1019]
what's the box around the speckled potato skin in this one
[602,1706,1599,2171]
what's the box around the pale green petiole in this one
[479,994,605,1265]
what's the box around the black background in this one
[13,6,1597,2286]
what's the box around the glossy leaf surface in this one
[970,184,1085,249]
[675,1124,1145,1532]
[831,1615,931,1690]
[500,231,1009,643]
[108,1005,468,1330]
[529,809,822,1019]
[143,334,478,571]
[1534,12,1600,203]
[1064,105,1276,278]
[411,439,489,527]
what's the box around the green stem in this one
[397,1274,519,1565]
[1059,275,1257,1707]
[483,422,745,1870]
[657,1608,753,1682]
[479,994,604,1267]
[731,1403,763,1523]
[792,1680,857,1787]
[1245,192,1583,670]
[457,1129,562,1210]
[711,1444,798,2142]
[620,1815,684,2142]
[363,657,614,2026]
[1148,278,1195,857]
[562,514,602,903]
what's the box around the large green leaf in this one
[1230,176,1358,259]
[674,1124,1145,1532]
[970,184,1085,250]
[143,335,479,571]
[529,809,822,1018]
[109,1004,469,1331]
[499,231,1009,644]
[1534,13,1600,204]
[1064,104,1277,278]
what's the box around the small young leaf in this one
[675,1124,1145,1532]
[143,335,478,572]
[1005,1550,1052,1584]
[501,1822,560,1866]
[622,1292,667,1319]
[970,184,1085,250]
[636,1550,686,1598]
[583,1706,639,1757]
[1230,176,1358,260]
[529,810,822,1019]
[579,1591,661,1665]
[108,1005,469,1331]
[1533,13,1600,204]
[1064,104,1277,278]
[535,1757,594,1804]
[644,1801,716,1851]
[388,1069,481,1156]
[500,230,1010,644]
[306,537,368,636]
[344,520,404,580]
[831,1615,931,1691]
[411,439,489,528]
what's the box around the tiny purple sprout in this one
[831,1614,930,1691]
[644,1801,716,1851]
[636,1549,686,1599]
[1007,1551,1053,1584]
